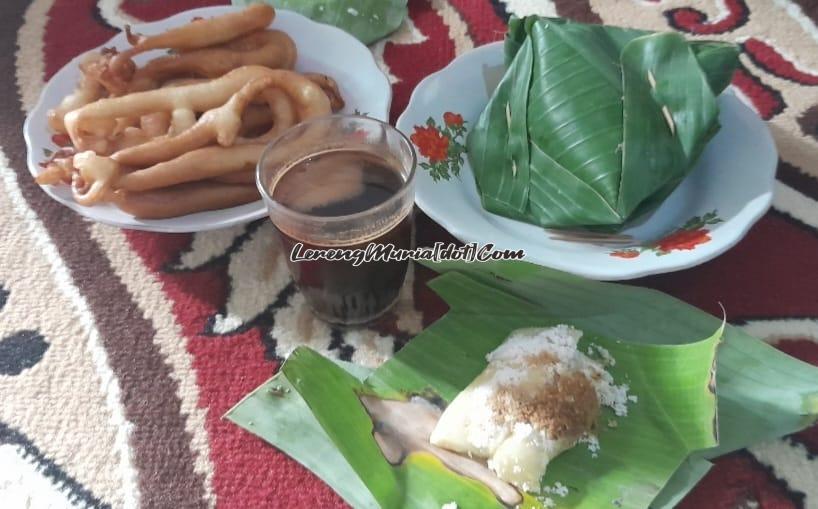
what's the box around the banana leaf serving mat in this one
[1,0,817,508]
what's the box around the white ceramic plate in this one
[397,42,777,280]
[24,6,391,233]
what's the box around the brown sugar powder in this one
[492,370,600,441]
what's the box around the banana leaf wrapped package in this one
[467,17,740,228]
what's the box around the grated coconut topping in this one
[487,326,634,420]
[543,482,570,497]
[588,343,616,367]
[433,325,636,495]
[470,326,634,457]
[580,433,601,458]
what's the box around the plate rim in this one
[23,6,392,233]
[398,41,777,281]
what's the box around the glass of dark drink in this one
[256,115,416,326]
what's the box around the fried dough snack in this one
[126,5,274,54]
[37,154,76,185]
[213,169,255,185]
[65,66,330,152]
[117,144,265,192]
[238,74,342,138]
[236,87,297,144]
[140,111,171,137]
[304,73,345,113]
[70,143,266,205]
[111,182,259,219]
[47,53,106,133]
[127,30,297,92]
[38,4,346,220]
[113,77,303,167]
[105,4,275,87]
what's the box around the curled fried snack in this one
[226,29,296,68]
[116,144,265,192]
[113,77,295,167]
[128,30,296,92]
[237,86,303,138]
[71,151,120,206]
[126,5,274,54]
[91,4,275,95]
[64,66,265,151]
[64,66,330,151]
[106,5,275,87]
[47,53,105,133]
[79,47,137,96]
[96,117,159,153]
[110,182,259,219]
[212,169,255,184]
[140,111,171,137]
[111,116,138,136]
[236,87,297,144]
[160,77,207,88]
[169,108,197,136]
[304,73,345,113]
[36,156,76,185]
[69,144,265,206]
[112,126,155,152]
[38,3,350,221]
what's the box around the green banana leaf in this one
[232,0,407,45]
[468,17,739,229]
[226,261,818,508]
[505,18,738,95]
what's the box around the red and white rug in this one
[1,0,817,507]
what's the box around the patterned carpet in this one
[1,0,817,507]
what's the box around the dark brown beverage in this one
[271,148,414,325]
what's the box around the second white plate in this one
[397,42,776,280]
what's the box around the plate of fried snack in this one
[24,4,391,232]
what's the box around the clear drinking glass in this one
[256,115,416,325]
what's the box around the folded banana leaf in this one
[468,17,740,228]
[227,260,818,509]
[232,0,407,44]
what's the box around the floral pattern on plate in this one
[610,211,724,259]
[410,111,466,182]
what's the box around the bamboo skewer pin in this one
[648,70,676,136]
